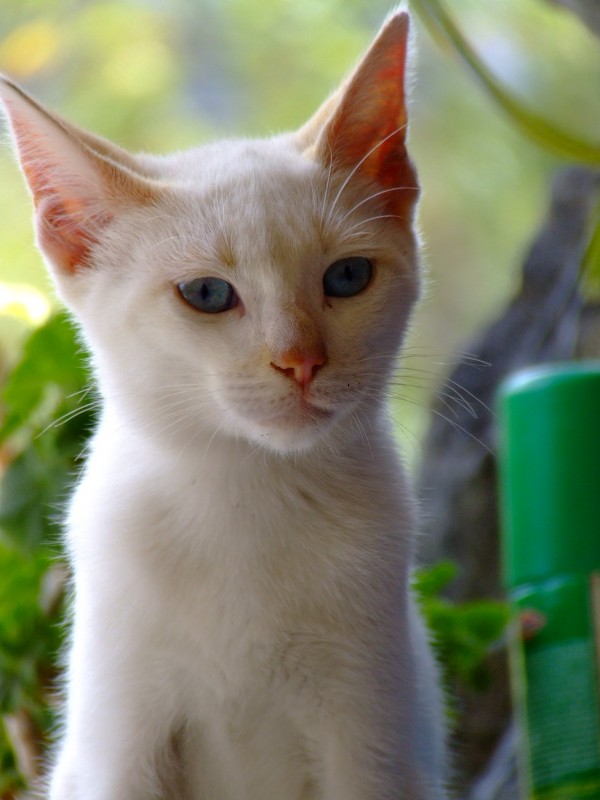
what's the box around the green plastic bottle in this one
[499,363,600,800]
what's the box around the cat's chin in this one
[238,402,340,454]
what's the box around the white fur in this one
[1,11,448,799]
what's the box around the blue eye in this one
[177,277,237,313]
[323,257,373,298]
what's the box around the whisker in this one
[445,375,495,418]
[319,140,335,230]
[170,415,219,468]
[64,386,94,401]
[147,235,186,254]
[345,214,403,234]
[391,379,474,421]
[338,186,414,226]
[35,401,100,439]
[354,352,399,366]
[323,123,407,234]
[351,410,373,462]
[151,405,211,444]
[399,348,491,369]
[386,409,422,455]
[396,362,494,418]
[391,392,493,455]
[393,371,480,417]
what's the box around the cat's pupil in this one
[323,257,372,298]
[177,277,237,314]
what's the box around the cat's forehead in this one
[144,136,399,283]
[149,137,336,271]
[156,136,317,194]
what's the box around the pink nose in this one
[271,351,326,388]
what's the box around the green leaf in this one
[412,0,600,165]
[0,542,52,709]
[0,443,70,551]
[414,563,511,692]
[0,314,95,552]
[0,312,89,444]
[412,560,458,599]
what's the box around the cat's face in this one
[1,11,420,454]
[76,138,419,453]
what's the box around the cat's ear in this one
[299,10,418,218]
[0,75,158,275]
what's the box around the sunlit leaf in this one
[0,283,50,327]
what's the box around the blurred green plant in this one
[0,313,93,796]
[413,561,511,694]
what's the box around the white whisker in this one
[338,186,413,226]
[345,214,403,234]
[319,140,335,231]
[323,123,407,235]
[35,401,100,439]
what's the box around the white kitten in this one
[1,10,447,800]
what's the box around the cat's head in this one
[0,11,420,455]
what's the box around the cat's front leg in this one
[48,616,179,800]
[48,702,168,800]
[306,607,447,800]
[48,720,162,800]
[317,704,446,800]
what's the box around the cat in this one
[0,8,448,800]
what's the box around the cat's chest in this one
[72,431,408,696]
[119,505,342,703]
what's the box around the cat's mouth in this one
[248,397,338,452]
[222,388,342,451]
[269,397,335,426]
[247,390,339,435]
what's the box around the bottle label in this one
[526,639,600,794]
[512,574,600,799]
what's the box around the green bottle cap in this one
[499,362,600,589]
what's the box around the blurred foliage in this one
[413,561,511,693]
[0,314,92,795]
[411,0,600,301]
[413,0,600,164]
[0,0,599,793]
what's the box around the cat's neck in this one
[86,397,415,565]
[98,393,396,476]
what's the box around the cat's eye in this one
[177,277,238,314]
[323,257,373,298]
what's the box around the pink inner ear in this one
[36,195,112,273]
[2,82,159,275]
[326,93,418,219]
[3,103,113,273]
[28,154,111,273]
[318,13,419,219]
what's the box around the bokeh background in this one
[1,0,599,452]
